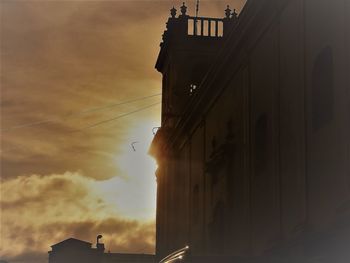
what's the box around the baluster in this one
[208,19,211,36]
[193,18,197,36]
[201,19,204,36]
[215,20,218,37]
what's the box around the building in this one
[48,237,155,263]
[150,0,350,262]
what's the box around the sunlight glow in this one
[95,120,158,221]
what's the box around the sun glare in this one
[95,120,158,221]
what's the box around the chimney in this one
[96,235,105,253]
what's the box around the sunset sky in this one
[0,1,245,262]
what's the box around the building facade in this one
[150,0,350,262]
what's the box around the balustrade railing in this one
[188,16,224,37]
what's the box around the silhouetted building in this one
[48,237,155,263]
[150,0,350,262]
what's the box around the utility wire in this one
[72,102,161,132]
[1,101,161,154]
[1,93,161,133]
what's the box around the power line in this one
[72,102,161,132]
[77,93,160,115]
[1,102,161,154]
[1,93,161,133]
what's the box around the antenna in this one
[194,0,200,35]
[195,0,200,17]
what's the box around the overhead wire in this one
[0,101,161,153]
[1,93,161,133]
[71,102,161,132]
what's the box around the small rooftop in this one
[51,238,92,248]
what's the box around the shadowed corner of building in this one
[48,235,155,263]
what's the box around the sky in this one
[0,0,246,262]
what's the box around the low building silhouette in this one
[48,237,155,263]
[150,0,350,262]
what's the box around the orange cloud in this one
[0,172,155,263]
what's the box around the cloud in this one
[0,0,163,180]
[0,172,155,263]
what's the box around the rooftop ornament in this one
[180,2,187,16]
[225,5,232,18]
[170,6,177,18]
[232,8,238,19]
